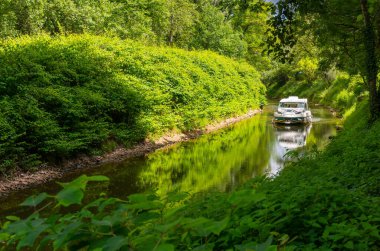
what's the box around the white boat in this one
[273,96,312,124]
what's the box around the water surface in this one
[0,103,338,216]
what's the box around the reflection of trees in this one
[306,123,336,150]
[139,114,272,196]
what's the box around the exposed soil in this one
[0,110,261,197]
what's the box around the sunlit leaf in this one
[0,233,10,241]
[87,176,110,182]
[5,216,20,221]
[128,193,156,203]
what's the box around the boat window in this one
[279,102,305,108]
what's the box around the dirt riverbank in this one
[0,109,261,197]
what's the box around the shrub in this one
[0,35,265,171]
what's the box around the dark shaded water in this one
[0,103,337,216]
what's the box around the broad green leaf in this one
[344,241,354,250]
[128,193,157,203]
[156,243,175,251]
[228,189,265,207]
[181,217,229,237]
[57,175,108,191]
[56,187,84,207]
[254,236,274,251]
[203,217,230,235]
[20,193,48,207]
[0,233,10,241]
[155,218,182,233]
[103,236,128,251]
[16,219,48,251]
[57,175,89,190]
[133,212,161,225]
[133,234,158,251]
[87,175,109,182]
[53,221,82,250]
[5,216,20,221]
[234,241,256,251]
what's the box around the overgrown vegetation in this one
[1,101,379,250]
[266,0,380,120]
[0,0,273,69]
[0,35,265,173]
[1,0,380,250]
[266,69,367,118]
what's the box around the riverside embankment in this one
[1,100,378,250]
[0,35,265,190]
[0,109,260,196]
[0,102,338,218]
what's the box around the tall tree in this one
[166,0,197,46]
[217,0,273,70]
[267,0,380,120]
[109,0,169,43]
[190,0,247,58]
[0,0,18,37]
[360,0,379,120]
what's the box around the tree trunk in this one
[169,14,174,46]
[360,0,380,121]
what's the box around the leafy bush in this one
[0,35,265,172]
[262,64,291,89]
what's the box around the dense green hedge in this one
[0,35,265,172]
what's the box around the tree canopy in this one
[0,0,273,66]
[267,0,380,120]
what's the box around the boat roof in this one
[279,96,308,103]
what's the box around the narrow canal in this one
[0,103,338,216]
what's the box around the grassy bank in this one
[0,35,265,173]
[266,71,367,119]
[1,102,379,250]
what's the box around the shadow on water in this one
[0,103,338,216]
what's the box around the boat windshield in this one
[279,102,305,108]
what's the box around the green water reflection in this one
[0,104,338,215]
[139,112,272,196]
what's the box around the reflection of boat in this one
[274,124,312,149]
[273,96,312,124]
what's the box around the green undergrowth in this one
[266,72,366,118]
[0,34,265,173]
[1,101,379,250]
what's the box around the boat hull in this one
[273,116,311,124]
